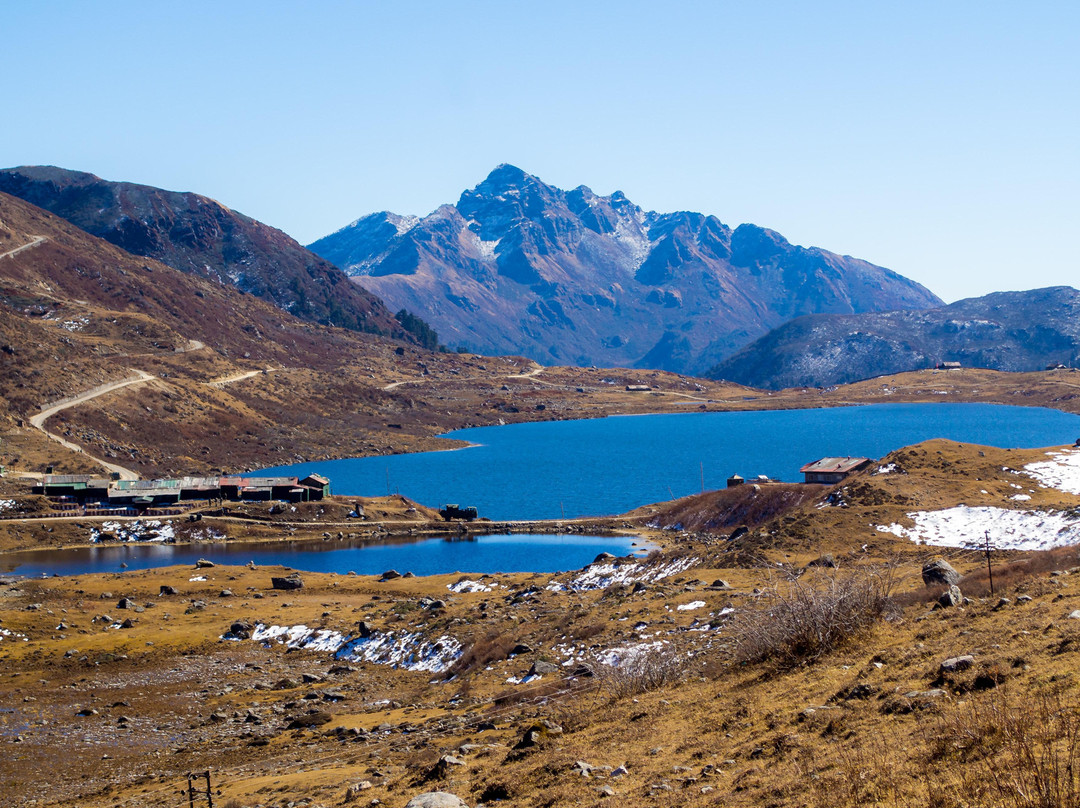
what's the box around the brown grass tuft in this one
[733,566,898,667]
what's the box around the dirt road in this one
[29,370,155,480]
[0,235,47,260]
[207,367,275,387]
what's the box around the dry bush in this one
[592,643,691,698]
[445,629,518,678]
[925,687,1080,808]
[733,566,897,667]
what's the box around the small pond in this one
[0,533,644,578]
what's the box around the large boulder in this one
[271,573,304,591]
[922,559,960,587]
[404,794,469,808]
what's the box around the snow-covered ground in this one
[447,578,496,593]
[1024,449,1080,495]
[676,600,706,611]
[547,556,698,592]
[0,499,16,513]
[878,505,1080,550]
[90,520,174,543]
[243,623,462,673]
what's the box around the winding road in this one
[29,370,155,480]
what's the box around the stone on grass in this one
[937,585,963,608]
[404,793,469,808]
[939,655,975,674]
[271,573,303,591]
[528,660,560,676]
[195,558,215,569]
[922,559,960,587]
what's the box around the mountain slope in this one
[309,164,942,374]
[0,165,407,338]
[708,286,1080,389]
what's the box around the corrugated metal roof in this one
[220,476,298,487]
[799,457,871,474]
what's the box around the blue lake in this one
[0,534,644,578]
[260,403,1080,521]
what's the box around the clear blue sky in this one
[3,1,1076,302]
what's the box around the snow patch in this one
[1024,449,1080,495]
[676,600,706,612]
[595,640,667,668]
[90,520,174,543]
[877,506,1080,550]
[0,500,17,513]
[447,579,494,593]
[547,556,698,592]
[0,627,28,642]
[874,464,897,475]
[244,623,462,673]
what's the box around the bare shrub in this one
[592,643,690,698]
[733,566,897,667]
[924,688,1080,808]
[445,629,517,678]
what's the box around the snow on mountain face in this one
[308,165,942,374]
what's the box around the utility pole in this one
[984,530,995,595]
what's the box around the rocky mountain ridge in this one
[0,165,408,339]
[708,286,1080,389]
[309,164,942,374]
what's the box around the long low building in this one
[32,473,330,506]
[799,457,872,484]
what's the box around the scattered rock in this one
[355,621,375,638]
[809,554,837,568]
[572,760,595,777]
[1068,611,1080,620]
[593,552,617,563]
[404,792,469,808]
[195,558,215,569]
[514,719,563,749]
[271,574,304,591]
[425,754,466,781]
[229,621,253,640]
[939,655,975,674]
[342,781,373,803]
[380,570,402,581]
[708,579,731,590]
[219,589,234,598]
[285,711,332,729]
[937,585,963,608]
[117,597,133,610]
[922,559,960,587]
[509,643,533,656]
[528,660,560,676]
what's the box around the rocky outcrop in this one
[310,164,940,374]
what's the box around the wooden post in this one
[205,771,213,808]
